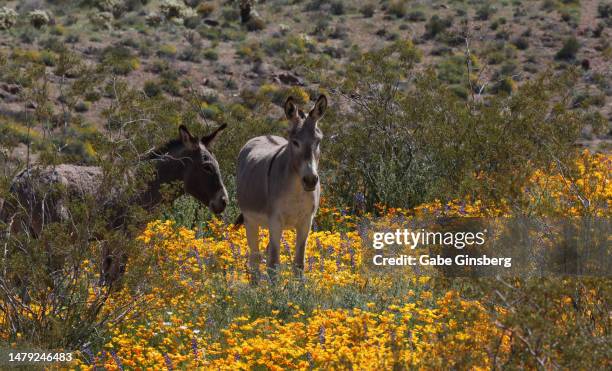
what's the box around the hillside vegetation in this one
[0,1,610,369]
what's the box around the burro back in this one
[236,94,328,282]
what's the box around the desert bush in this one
[89,11,113,29]
[407,10,426,22]
[28,10,51,29]
[179,46,201,62]
[203,48,218,60]
[74,100,91,112]
[555,36,580,60]
[321,42,592,210]
[0,59,201,350]
[160,0,195,20]
[143,80,162,97]
[424,15,452,39]
[245,15,266,31]
[511,35,529,50]
[360,3,375,18]
[0,7,18,30]
[387,0,407,18]
[437,54,478,85]
[101,45,140,75]
[330,1,345,15]
[196,3,215,17]
[492,76,517,94]
[475,2,496,20]
[157,43,178,58]
[598,1,612,18]
[94,0,120,12]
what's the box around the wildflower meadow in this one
[28,151,604,370]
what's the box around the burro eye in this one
[291,139,300,148]
[202,163,215,173]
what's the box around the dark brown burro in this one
[1,124,228,286]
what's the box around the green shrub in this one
[424,15,451,39]
[178,46,201,62]
[245,15,266,31]
[598,2,612,18]
[322,42,587,210]
[101,45,140,75]
[203,48,218,60]
[387,0,407,18]
[492,76,516,95]
[29,10,51,29]
[475,3,496,20]
[407,10,426,22]
[330,1,345,15]
[74,101,91,112]
[555,37,580,60]
[197,3,215,17]
[511,36,529,50]
[143,80,162,97]
[360,3,375,18]
[157,44,178,58]
[0,7,17,30]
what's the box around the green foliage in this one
[424,15,452,39]
[555,37,581,60]
[0,6,17,30]
[143,80,162,97]
[322,43,587,210]
[387,0,407,18]
[360,3,375,18]
[101,45,140,75]
[475,2,496,20]
[407,10,426,22]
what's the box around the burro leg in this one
[245,220,261,284]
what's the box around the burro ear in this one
[284,96,299,122]
[201,123,227,147]
[309,94,328,120]
[179,125,197,150]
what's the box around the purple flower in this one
[164,353,173,370]
[82,346,95,365]
[306,351,314,368]
[191,337,199,360]
[282,237,291,256]
[193,247,203,271]
[109,350,124,371]
[349,248,355,269]
[316,238,323,252]
[308,256,315,272]
[318,325,326,344]
[312,220,318,232]
[354,192,365,207]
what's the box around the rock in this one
[252,61,272,75]
[3,83,21,95]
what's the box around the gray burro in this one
[1,124,228,284]
[235,95,328,282]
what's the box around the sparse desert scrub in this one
[0,7,17,30]
[0,1,610,369]
[28,10,51,29]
